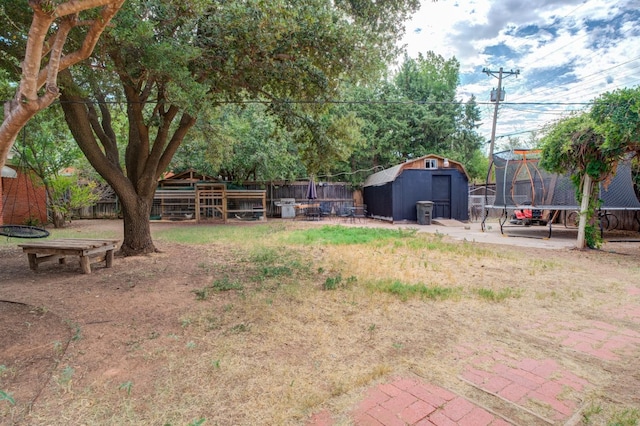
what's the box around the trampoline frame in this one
[481,149,640,239]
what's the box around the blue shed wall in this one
[363,183,393,219]
[365,169,469,222]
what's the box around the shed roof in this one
[363,154,469,187]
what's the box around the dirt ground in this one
[0,218,639,425]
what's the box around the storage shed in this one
[363,154,470,223]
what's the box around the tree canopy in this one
[326,53,486,185]
[2,0,420,255]
[540,87,640,181]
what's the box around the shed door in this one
[432,175,451,218]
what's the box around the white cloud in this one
[400,0,640,143]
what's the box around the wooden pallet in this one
[18,238,120,274]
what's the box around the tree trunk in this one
[52,211,66,228]
[119,195,156,256]
[576,174,592,249]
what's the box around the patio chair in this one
[352,204,367,223]
[338,206,353,222]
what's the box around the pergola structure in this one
[195,183,266,223]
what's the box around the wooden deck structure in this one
[18,238,120,274]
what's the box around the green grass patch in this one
[404,234,501,258]
[476,287,522,302]
[322,274,357,290]
[0,390,15,405]
[286,225,416,245]
[608,408,640,426]
[193,277,244,300]
[210,277,243,292]
[369,279,460,301]
[248,246,281,264]
[245,246,309,284]
[154,223,280,244]
[259,265,293,278]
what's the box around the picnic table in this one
[18,238,120,274]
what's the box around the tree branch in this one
[37,0,126,88]
[2,0,125,171]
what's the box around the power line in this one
[0,98,599,106]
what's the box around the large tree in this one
[330,52,487,184]
[170,103,307,183]
[0,0,125,171]
[50,0,420,255]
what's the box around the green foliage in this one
[23,215,42,227]
[540,113,602,176]
[538,105,633,248]
[194,277,244,300]
[12,105,81,179]
[476,287,522,302]
[581,403,602,423]
[9,105,103,227]
[259,265,292,279]
[171,104,306,182]
[540,88,640,182]
[330,53,486,184]
[584,224,603,250]
[0,389,15,405]
[323,275,342,290]
[607,408,640,426]
[372,280,459,301]
[322,274,356,290]
[118,381,134,396]
[229,323,250,334]
[48,175,101,221]
[287,225,416,245]
[58,365,75,387]
[0,69,14,105]
[155,223,276,244]
[591,87,640,155]
[210,277,244,292]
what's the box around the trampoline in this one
[0,225,50,239]
[481,149,640,238]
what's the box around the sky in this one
[400,0,640,151]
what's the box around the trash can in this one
[416,201,434,225]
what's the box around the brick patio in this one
[306,285,639,425]
[351,378,510,426]
[460,354,588,422]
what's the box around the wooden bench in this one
[18,239,120,274]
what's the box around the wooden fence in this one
[73,180,356,220]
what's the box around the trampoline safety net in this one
[490,150,640,210]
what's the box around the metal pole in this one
[482,67,519,161]
[488,67,503,161]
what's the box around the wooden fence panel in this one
[74,181,356,220]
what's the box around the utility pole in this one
[482,67,519,160]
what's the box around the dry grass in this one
[3,221,640,425]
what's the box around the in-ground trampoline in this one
[481,149,640,237]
